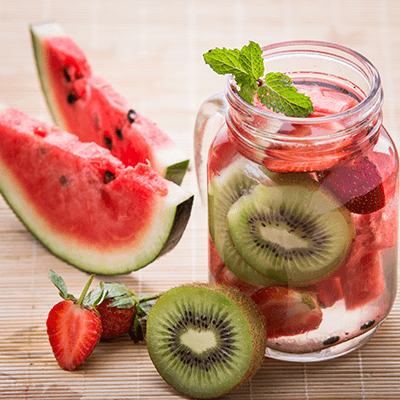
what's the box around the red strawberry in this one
[250,286,323,339]
[87,282,161,341]
[95,298,136,340]
[46,270,102,371]
[319,156,385,214]
[307,274,344,309]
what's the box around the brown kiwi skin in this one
[149,282,267,399]
[196,282,267,396]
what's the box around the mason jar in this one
[194,41,398,362]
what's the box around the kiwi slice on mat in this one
[146,283,267,399]
[208,157,274,286]
[227,183,355,285]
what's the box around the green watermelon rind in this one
[30,21,64,128]
[30,21,189,186]
[0,155,194,275]
[165,159,190,187]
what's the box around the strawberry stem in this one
[138,293,162,303]
[76,274,96,306]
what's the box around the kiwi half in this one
[146,283,267,399]
[208,157,274,286]
[227,183,355,285]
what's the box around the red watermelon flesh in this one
[30,22,189,185]
[0,108,193,275]
[334,219,386,311]
[339,248,385,311]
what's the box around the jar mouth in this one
[225,40,382,133]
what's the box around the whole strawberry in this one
[95,297,136,340]
[87,282,161,342]
[318,156,385,214]
[46,270,103,371]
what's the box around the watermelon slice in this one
[0,108,193,275]
[339,249,385,311]
[30,21,189,185]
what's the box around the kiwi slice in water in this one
[208,157,274,286]
[227,183,354,285]
[146,283,267,399]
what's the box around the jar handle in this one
[194,92,228,207]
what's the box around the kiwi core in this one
[256,221,310,249]
[181,329,217,353]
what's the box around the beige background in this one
[1,0,400,399]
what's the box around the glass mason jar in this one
[194,41,398,362]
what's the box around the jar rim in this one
[225,40,382,125]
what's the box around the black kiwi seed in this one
[103,170,116,184]
[127,109,136,123]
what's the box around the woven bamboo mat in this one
[1,0,400,399]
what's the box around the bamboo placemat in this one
[1,0,400,399]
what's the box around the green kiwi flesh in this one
[227,183,354,285]
[208,157,274,286]
[146,283,267,399]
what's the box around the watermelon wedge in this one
[30,21,189,185]
[0,108,193,275]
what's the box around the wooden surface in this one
[1,0,400,399]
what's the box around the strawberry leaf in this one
[48,269,69,300]
[86,282,138,309]
[91,282,107,307]
[129,314,145,343]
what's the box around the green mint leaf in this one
[203,47,248,79]
[238,81,258,105]
[49,270,69,300]
[203,43,314,117]
[239,41,264,80]
[258,72,314,117]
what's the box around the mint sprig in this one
[203,41,314,118]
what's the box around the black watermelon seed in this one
[63,68,71,82]
[360,320,375,330]
[116,128,123,140]
[127,109,136,123]
[323,336,340,346]
[59,175,68,186]
[104,135,112,150]
[67,93,77,104]
[103,170,116,184]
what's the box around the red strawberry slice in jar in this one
[250,286,323,339]
[318,156,386,215]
